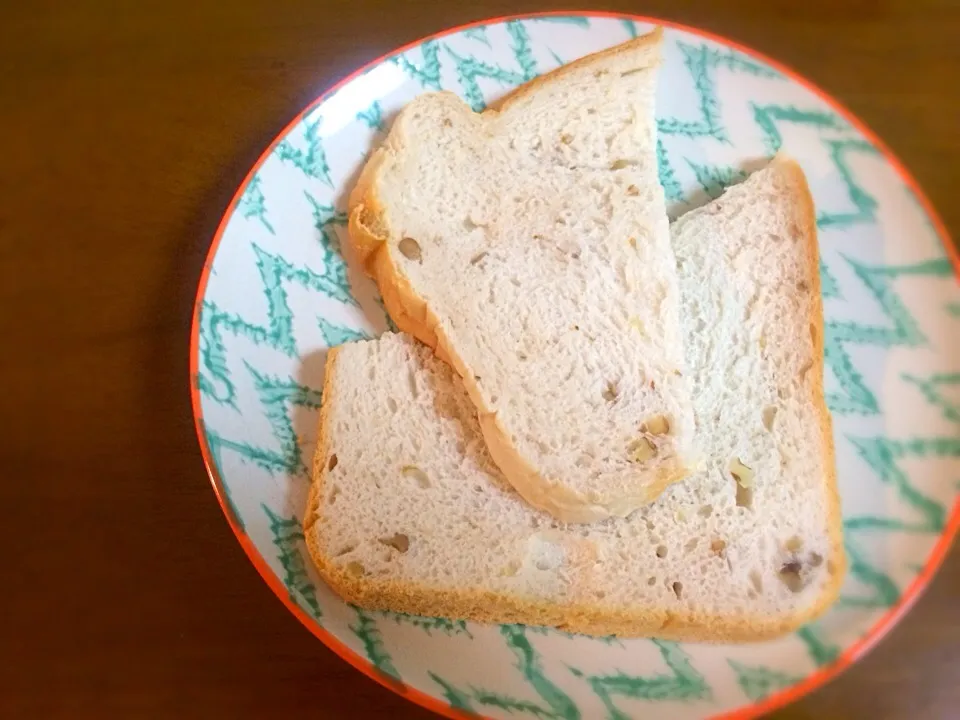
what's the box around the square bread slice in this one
[306,159,844,641]
[348,29,696,523]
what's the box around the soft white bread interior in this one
[306,161,844,642]
[347,29,695,523]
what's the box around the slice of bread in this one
[348,29,696,523]
[306,161,844,640]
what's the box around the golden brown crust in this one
[304,510,832,642]
[770,154,847,612]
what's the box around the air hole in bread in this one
[810,552,824,567]
[762,406,778,432]
[407,370,418,399]
[621,67,645,77]
[327,485,340,505]
[469,251,488,265]
[798,360,813,381]
[560,133,573,145]
[710,539,726,556]
[586,107,597,115]
[379,533,410,553]
[735,484,754,509]
[784,535,803,553]
[778,561,805,592]
[610,158,638,170]
[647,576,657,586]
[442,118,452,127]
[594,590,606,600]
[749,570,763,593]
[345,561,366,577]
[797,280,809,292]
[510,276,521,287]
[685,538,699,551]
[333,544,356,557]
[809,323,818,347]
[672,581,683,600]
[401,465,430,488]
[398,237,422,262]
[463,217,481,231]
[655,545,668,559]
[626,184,639,196]
[328,454,339,471]
[645,519,656,531]
[698,505,713,518]
[386,396,398,413]
[517,351,528,361]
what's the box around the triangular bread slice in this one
[306,160,844,640]
[348,29,696,523]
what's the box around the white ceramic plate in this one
[191,12,960,719]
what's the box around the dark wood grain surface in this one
[1,0,958,717]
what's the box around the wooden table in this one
[2,0,958,717]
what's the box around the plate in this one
[191,12,960,719]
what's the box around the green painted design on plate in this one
[238,174,275,235]
[202,363,322,476]
[902,372,960,423]
[463,26,492,48]
[197,243,354,405]
[393,39,442,90]
[818,139,881,229]
[304,190,348,254]
[728,660,801,701]
[839,431,959,608]
[947,301,960,318]
[823,257,953,415]
[820,260,841,300]
[572,640,711,718]
[262,504,323,619]
[686,159,746,199]
[356,100,385,132]
[246,363,321,475]
[751,103,847,155]
[318,318,368,346]
[620,19,639,39]
[525,625,623,648]
[796,624,840,667]
[430,672,479,714]
[658,41,779,142]
[657,139,685,204]
[380,611,473,637]
[351,607,401,679]
[432,625,580,719]
[446,21,538,112]
[749,105,879,228]
[532,16,591,28]
[275,117,333,187]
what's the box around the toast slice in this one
[306,161,844,640]
[348,29,695,523]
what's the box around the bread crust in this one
[768,154,847,617]
[347,29,685,523]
